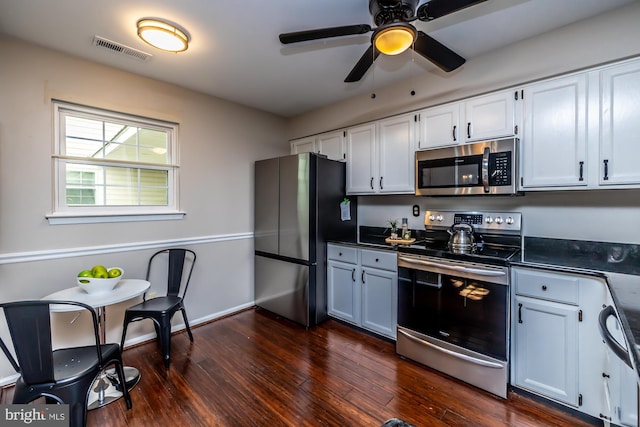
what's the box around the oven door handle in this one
[398,329,504,369]
[398,256,506,277]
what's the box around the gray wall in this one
[0,35,289,383]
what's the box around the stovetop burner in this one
[400,210,522,265]
[360,210,522,266]
[397,240,521,266]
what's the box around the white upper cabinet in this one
[290,136,315,155]
[417,102,460,149]
[346,123,377,194]
[377,113,417,193]
[463,90,517,142]
[520,74,589,189]
[346,114,416,195]
[416,89,517,149]
[317,130,345,161]
[290,130,345,162]
[599,59,640,185]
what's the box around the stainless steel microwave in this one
[415,138,519,196]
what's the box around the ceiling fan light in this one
[374,25,416,55]
[137,19,189,52]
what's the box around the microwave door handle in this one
[482,147,490,193]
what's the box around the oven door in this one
[397,255,509,361]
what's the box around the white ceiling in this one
[0,0,635,117]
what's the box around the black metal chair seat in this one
[50,344,120,382]
[121,248,196,369]
[1,300,132,427]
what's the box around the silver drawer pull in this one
[398,329,503,369]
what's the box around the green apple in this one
[108,268,122,278]
[77,270,93,278]
[91,265,108,277]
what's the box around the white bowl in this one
[77,267,124,294]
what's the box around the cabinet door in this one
[521,74,588,188]
[361,267,397,339]
[290,137,316,155]
[418,103,460,149]
[513,295,579,406]
[346,123,377,194]
[377,114,416,194]
[327,260,359,325]
[317,130,345,162]
[600,59,640,185]
[464,90,516,142]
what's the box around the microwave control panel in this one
[489,152,512,186]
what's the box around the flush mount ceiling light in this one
[137,18,190,52]
[373,22,416,56]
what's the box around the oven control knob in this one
[506,217,514,225]
[436,215,444,222]
[428,214,435,221]
[495,216,504,224]
[485,216,493,224]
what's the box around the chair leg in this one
[68,401,86,427]
[181,307,194,342]
[159,319,172,369]
[115,361,133,409]
[121,315,130,350]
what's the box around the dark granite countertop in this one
[521,237,640,381]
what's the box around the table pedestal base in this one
[87,366,140,410]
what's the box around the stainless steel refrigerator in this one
[254,153,357,327]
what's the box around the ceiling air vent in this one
[92,36,152,61]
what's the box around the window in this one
[50,101,183,224]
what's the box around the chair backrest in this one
[146,248,196,298]
[0,300,101,384]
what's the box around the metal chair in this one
[0,300,132,427]
[121,248,196,369]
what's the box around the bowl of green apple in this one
[77,265,124,294]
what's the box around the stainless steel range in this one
[396,210,522,398]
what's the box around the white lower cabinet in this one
[511,266,638,425]
[514,295,579,405]
[327,244,397,339]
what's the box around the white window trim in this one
[49,101,183,224]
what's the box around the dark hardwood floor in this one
[2,308,597,426]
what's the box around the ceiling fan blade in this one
[412,31,465,72]
[344,45,380,83]
[279,25,372,44]
[417,0,487,21]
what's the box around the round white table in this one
[43,279,150,410]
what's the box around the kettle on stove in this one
[447,223,476,254]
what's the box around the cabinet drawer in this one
[361,249,397,271]
[514,269,579,304]
[327,244,358,264]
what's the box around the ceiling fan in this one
[279,0,487,82]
